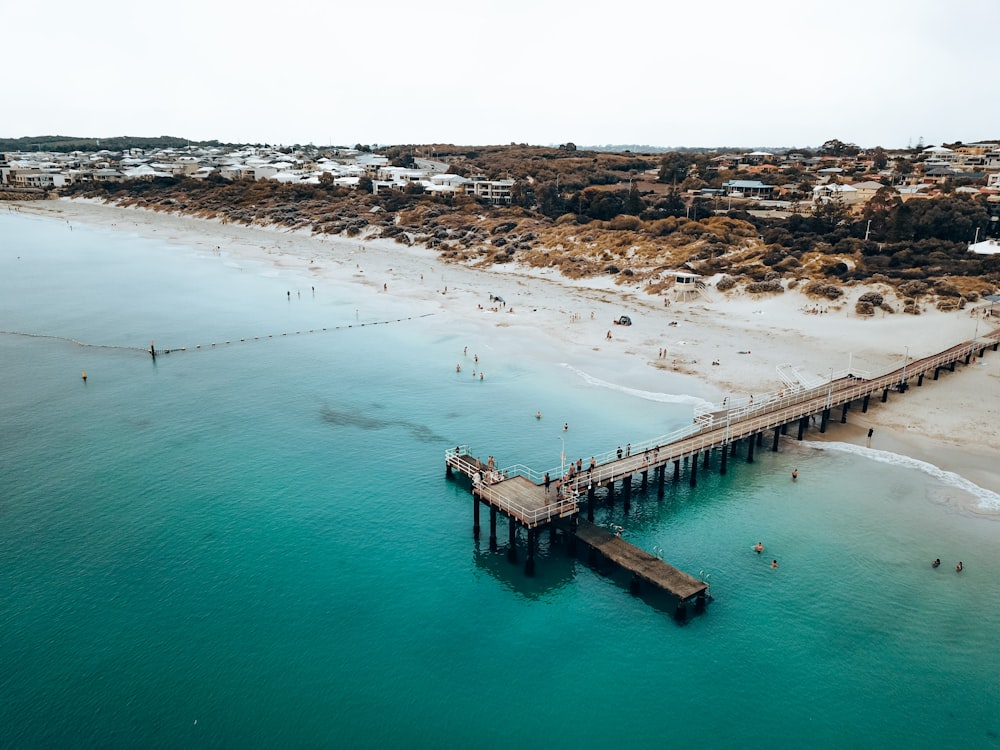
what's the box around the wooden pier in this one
[446,328,1000,619]
[574,519,708,621]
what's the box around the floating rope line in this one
[1,312,436,357]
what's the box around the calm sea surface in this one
[2,209,999,749]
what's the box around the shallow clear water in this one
[2,210,999,749]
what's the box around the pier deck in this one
[574,519,708,602]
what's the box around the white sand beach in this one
[17,197,1000,504]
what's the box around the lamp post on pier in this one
[901,345,909,391]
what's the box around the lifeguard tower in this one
[671,271,710,302]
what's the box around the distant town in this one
[2,139,999,208]
[3,138,998,310]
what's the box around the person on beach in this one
[755,542,764,554]
[606,330,612,341]
[956,561,963,573]
[867,428,874,448]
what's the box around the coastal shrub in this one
[903,302,921,315]
[746,280,784,294]
[804,281,843,300]
[774,256,800,272]
[787,278,799,289]
[605,265,620,274]
[491,221,517,235]
[855,301,875,316]
[608,215,642,231]
[716,275,736,291]
[857,291,884,307]
[934,280,961,297]
[936,299,960,311]
[899,280,928,297]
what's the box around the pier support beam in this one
[657,465,665,498]
[695,593,707,614]
[965,352,971,365]
[862,394,870,413]
[587,484,595,522]
[756,431,764,447]
[747,437,755,463]
[446,462,452,478]
[781,423,788,435]
[881,387,889,403]
[673,460,680,482]
[489,507,497,551]
[641,469,648,490]
[720,444,728,475]
[934,367,941,380]
[950,361,956,372]
[473,498,480,540]
[918,373,924,386]
[623,475,632,513]
[730,440,738,457]
[820,408,830,434]
[690,452,699,487]
[798,416,808,441]
[674,601,687,623]
[607,479,615,504]
[841,403,849,423]
[507,519,517,563]
[630,573,641,595]
[772,427,781,452]
[525,529,535,576]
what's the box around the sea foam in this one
[808,440,1000,510]
[561,363,712,407]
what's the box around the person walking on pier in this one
[544,472,551,494]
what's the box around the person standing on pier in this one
[544,472,550,494]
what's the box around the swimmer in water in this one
[755,542,764,554]
[932,558,941,568]
[956,561,963,573]
[771,559,779,569]
[792,469,798,480]
[535,411,542,420]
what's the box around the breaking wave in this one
[561,363,713,408]
[808,440,1000,511]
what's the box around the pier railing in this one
[449,329,1000,510]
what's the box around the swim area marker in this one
[0,312,436,357]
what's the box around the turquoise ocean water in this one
[2,209,1000,749]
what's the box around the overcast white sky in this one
[7,0,998,150]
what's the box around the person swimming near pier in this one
[755,542,764,554]
[956,561,963,573]
[932,558,941,568]
[792,469,798,480]
[771,559,779,568]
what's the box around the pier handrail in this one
[449,329,1000,508]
